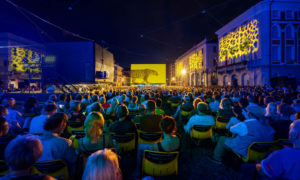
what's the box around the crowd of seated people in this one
[0,86,298,179]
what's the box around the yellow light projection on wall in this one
[10,47,44,73]
[219,19,259,62]
[189,51,202,71]
[176,62,183,76]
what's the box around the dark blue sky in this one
[0,0,261,68]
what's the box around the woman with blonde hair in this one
[82,149,121,180]
[78,112,113,153]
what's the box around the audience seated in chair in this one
[135,116,180,178]
[184,102,215,135]
[0,105,22,137]
[0,135,54,180]
[82,149,121,180]
[78,112,113,153]
[139,101,162,133]
[29,103,57,135]
[256,121,300,180]
[0,117,12,160]
[109,104,137,134]
[38,112,77,177]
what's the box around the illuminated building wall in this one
[219,19,259,63]
[10,47,44,73]
[176,61,183,76]
[189,51,202,71]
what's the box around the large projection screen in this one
[131,64,166,84]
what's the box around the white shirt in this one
[184,114,215,135]
[229,119,257,136]
[226,116,240,130]
[29,115,49,134]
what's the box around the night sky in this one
[1,0,261,68]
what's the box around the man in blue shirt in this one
[256,120,300,180]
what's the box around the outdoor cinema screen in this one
[131,64,166,84]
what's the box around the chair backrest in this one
[33,159,69,180]
[142,150,179,177]
[72,130,85,138]
[111,133,136,153]
[0,160,8,176]
[246,142,282,163]
[138,130,162,145]
[215,116,230,129]
[191,125,213,140]
[67,121,84,134]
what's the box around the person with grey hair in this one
[256,121,300,180]
[82,149,121,180]
[0,135,54,180]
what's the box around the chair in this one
[111,133,136,153]
[242,142,282,163]
[275,139,293,148]
[0,160,8,176]
[215,116,230,130]
[138,130,162,145]
[67,121,84,135]
[191,125,213,141]
[33,159,69,180]
[142,150,179,177]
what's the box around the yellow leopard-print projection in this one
[10,47,44,73]
[189,51,202,71]
[130,64,166,84]
[219,19,259,62]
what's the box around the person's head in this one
[277,103,292,118]
[184,95,191,103]
[193,98,202,109]
[156,98,162,108]
[5,135,43,172]
[84,112,105,143]
[70,100,81,112]
[160,116,176,135]
[86,102,102,114]
[0,117,9,136]
[115,104,129,120]
[91,95,99,103]
[264,96,274,106]
[132,96,138,104]
[265,102,278,117]
[24,97,38,110]
[219,98,232,110]
[75,94,83,102]
[6,98,15,108]
[44,112,68,134]
[197,102,209,114]
[238,97,249,109]
[111,98,119,108]
[48,94,57,102]
[289,121,300,148]
[42,102,57,116]
[82,149,121,180]
[138,104,146,114]
[99,97,106,104]
[59,94,67,102]
[0,105,8,117]
[146,100,156,113]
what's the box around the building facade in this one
[114,64,123,86]
[0,33,44,90]
[174,38,218,87]
[216,0,300,87]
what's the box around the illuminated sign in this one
[189,51,202,71]
[176,62,183,76]
[10,47,45,73]
[131,64,166,84]
[219,19,259,62]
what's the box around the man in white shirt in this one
[29,102,57,134]
[184,102,215,135]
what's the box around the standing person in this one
[29,102,57,134]
[256,121,300,180]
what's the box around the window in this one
[285,25,294,39]
[286,10,293,20]
[286,46,295,62]
[272,10,280,19]
[213,46,217,53]
[272,46,280,62]
[272,25,280,39]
